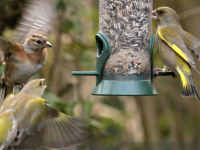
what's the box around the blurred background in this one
[1,0,200,150]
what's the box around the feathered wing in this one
[0,36,20,65]
[0,36,11,50]
[0,37,17,104]
[158,28,200,74]
[0,94,14,115]
[0,94,17,149]
[0,50,4,66]
[184,31,200,60]
[13,0,55,43]
[0,36,13,56]
[0,94,14,112]
[14,102,87,149]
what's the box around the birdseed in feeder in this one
[99,0,152,75]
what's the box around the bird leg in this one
[15,83,27,90]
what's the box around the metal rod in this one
[153,71,175,77]
[72,71,98,76]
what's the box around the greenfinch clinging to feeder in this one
[152,7,200,101]
[0,79,86,150]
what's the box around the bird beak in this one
[152,10,158,20]
[46,41,53,48]
[40,79,47,89]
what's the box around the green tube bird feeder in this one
[72,0,173,96]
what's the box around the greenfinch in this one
[152,7,200,101]
[0,79,86,150]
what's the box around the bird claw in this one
[153,67,163,78]
[153,67,163,74]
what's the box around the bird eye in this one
[159,10,164,14]
[39,81,43,86]
[36,40,42,44]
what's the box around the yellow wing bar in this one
[158,30,189,62]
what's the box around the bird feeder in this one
[72,0,158,96]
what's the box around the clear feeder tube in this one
[100,0,152,80]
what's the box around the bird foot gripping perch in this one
[153,68,177,78]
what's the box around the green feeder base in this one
[91,80,157,96]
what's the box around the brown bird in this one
[0,0,55,104]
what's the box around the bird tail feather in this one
[178,67,200,101]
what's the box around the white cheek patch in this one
[22,39,35,54]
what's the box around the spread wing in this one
[0,37,12,64]
[184,31,200,60]
[14,101,87,149]
[158,27,200,74]
[0,37,12,51]
[13,0,56,43]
